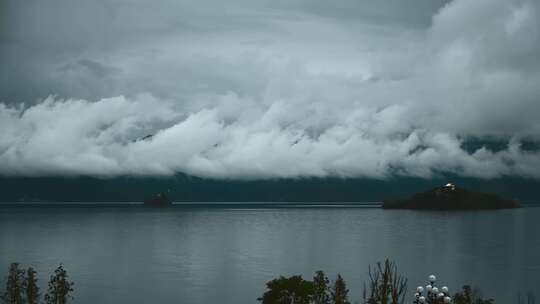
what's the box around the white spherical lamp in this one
[441,286,449,293]
[444,296,452,303]
[426,285,432,292]
[428,274,437,283]
[432,287,439,294]
[419,296,426,303]
[417,286,424,293]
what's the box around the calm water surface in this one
[1,205,539,303]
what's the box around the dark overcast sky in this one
[1,0,540,179]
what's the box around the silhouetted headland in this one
[143,192,172,207]
[383,183,520,210]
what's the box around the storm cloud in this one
[1,0,539,179]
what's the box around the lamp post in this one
[414,275,452,304]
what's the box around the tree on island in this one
[313,271,331,304]
[330,274,350,304]
[0,263,25,304]
[363,259,408,304]
[44,265,74,304]
[258,275,314,304]
[24,267,40,304]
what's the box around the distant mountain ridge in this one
[1,174,539,203]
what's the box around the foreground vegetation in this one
[258,259,535,304]
[2,260,536,304]
[1,263,74,304]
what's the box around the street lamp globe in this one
[415,274,452,303]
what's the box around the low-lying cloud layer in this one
[1,0,539,179]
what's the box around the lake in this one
[1,205,539,303]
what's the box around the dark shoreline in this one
[0,202,383,209]
[2,202,540,209]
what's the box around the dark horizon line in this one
[2,202,540,208]
[0,201,383,208]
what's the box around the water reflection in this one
[1,207,538,303]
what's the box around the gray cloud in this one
[0,0,539,179]
[73,59,119,78]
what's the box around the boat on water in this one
[143,192,172,207]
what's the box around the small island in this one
[383,183,520,210]
[143,192,172,207]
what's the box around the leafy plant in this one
[453,285,494,304]
[44,265,74,304]
[24,267,40,304]
[0,263,25,304]
[313,271,331,304]
[258,275,314,304]
[331,274,350,304]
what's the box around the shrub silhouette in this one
[258,275,315,304]
[313,271,331,304]
[0,263,25,304]
[331,274,350,304]
[453,285,494,304]
[44,265,74,304]
[24,268,40,304]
